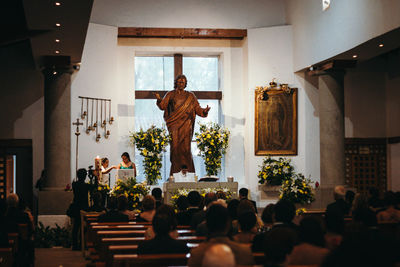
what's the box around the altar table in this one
[163,181,239,204]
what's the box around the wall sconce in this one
[79,96,114,142]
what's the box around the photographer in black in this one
[69,168,90,250]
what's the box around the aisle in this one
[35,247,89,267]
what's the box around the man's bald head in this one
[202,244,235,267]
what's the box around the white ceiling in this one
[90,0,286,29]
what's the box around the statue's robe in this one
[157,90,207,175]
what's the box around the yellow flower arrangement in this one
[110,177,149,210]
[195,123,230,177]
[258,157,295,185]
[279,173,315,204]
[130,125,170,185]
[171,187,234,209]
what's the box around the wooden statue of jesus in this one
[155,75,210,176]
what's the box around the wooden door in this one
[345,138,387,195]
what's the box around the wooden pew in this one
[112,253,189,267]
[81,211,105,255]
[253,252,265,265]
[103,242,200,266]
[100,236,205,254]
[86,222,151,255]
[0,248,13,267]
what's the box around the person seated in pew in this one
[188,203,254,267]
[117,195,136,221]
[136,195,156,222]
[351,193,377,228]
[263,226,298,267]
[377,191,400,223]
[287,216,329,265]
[98,196,129,222]
[176,195,190,226]
[182,191,202,227]
[252,200,298,252]
[192,192,217,231]
[321,222,400,267]
[202,244,236,267]
[151,187,163,210]
[260,203,275,232]
[232,211,258,244]
[138,204,189,254]
[5,194,34,266]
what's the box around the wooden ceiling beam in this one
[118,27,247,40]
[136,90,222,100]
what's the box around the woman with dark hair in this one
[287,216,329,265]
[138,204,189,254]
[233,211,258,244]
[117,152,137,177]
[136,195,156,222]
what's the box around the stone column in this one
[319,71,345,188]
[38,66,74,215]
[313,71,346,208]
[42,67,73,190]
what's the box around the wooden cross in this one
[73,118,83,135]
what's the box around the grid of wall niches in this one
[0,156,5,199]
[345,142,386,195]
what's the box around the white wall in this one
[71,23,125,181]
[246,26,320,204]
[91,0,286,29]
[285,0,400,71]
[72,23,249,185]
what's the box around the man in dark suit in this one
[239,188,257,213]
[325,185,348,234]
[182,191,202,227]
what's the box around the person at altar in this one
[173,165,195,182]
[155,74,210,176]
[100,157,116,184]
[117,152,137,177]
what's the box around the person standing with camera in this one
[70,168,90,250]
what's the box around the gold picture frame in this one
[255,85,297,155]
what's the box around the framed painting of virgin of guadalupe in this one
[255,83,297,155]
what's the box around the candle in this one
[95,156,102,182]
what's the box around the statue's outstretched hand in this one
[203,105,211,116]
